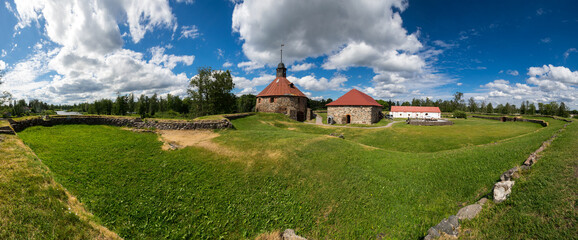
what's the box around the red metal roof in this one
[256,77,307,97]
[390,106,441,113]
[326,89,382,107]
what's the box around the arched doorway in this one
[346,115,351,124]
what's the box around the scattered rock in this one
[500,166,519,181]
[493,180,515,203]
[457,204,483,220]
[282,229,307,240]
[435,215,460,236]
[329,133,344,139]
[519,164,531,171]
[477,198,488,206]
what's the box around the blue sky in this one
[0,0,577,109]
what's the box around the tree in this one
[113,95,128,115]
[453,92,465,111]
[468,97,478,113]
[486,102,493,113]
[149,93,159,116]
[188,67,236,117]
[520,101,526,115]
[136,95,147,118]
[236,94,256,113]
[528,103,536,115]
[557,102,570,117]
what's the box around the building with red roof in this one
[390,106,441,119]
[326,89,383,124]
[255,62,310,121]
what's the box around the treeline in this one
[1,67,259,119]
[308,92,573,118]
[1,93,258,119]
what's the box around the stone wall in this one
[407,119,453,126]
[9,116,233,132]
[327,106,382,124]
[255,96,309,121]
[472,115,548,127]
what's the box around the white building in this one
[390,106,441,119]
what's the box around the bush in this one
[453,110,467,119]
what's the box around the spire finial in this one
[280,44,284,63]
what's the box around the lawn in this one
[16,113,567,239]
[0,132,119,239]
[459,121,577,239]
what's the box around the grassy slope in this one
[16,113,566,239]
[460,121,577,239]
[0,133,118,240]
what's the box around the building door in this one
[297,111,305,122]
[346,115,351,124]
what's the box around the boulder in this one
[283,229,307,240]
[493,180,515,203]
[434,215,459,236]
[457,204,483,220]
[500,166,519,181]
[477,198,488,206]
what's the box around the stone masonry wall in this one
[327,106,382,124]
[255,96,308,121]
[9,116,233,132]
[472,115,548,127]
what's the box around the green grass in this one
[460,121,577,239]
[0,134,117,239]
[16,113,567,239]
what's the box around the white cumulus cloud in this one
[4,0,193,104]
[287,75,347,92]
[290,63,315,72]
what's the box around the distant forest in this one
[1,91,574,119]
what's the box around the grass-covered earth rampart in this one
[1,113,575,239]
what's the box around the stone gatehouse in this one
[326,89,383,124]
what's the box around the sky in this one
[0,0,577,109]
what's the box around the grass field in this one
[0,131,119,239]
[460,121,577,239]
[15,113,569,239]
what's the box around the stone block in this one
[457,204,483,220]
[493,180,515,203]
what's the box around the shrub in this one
[453,110,467,119]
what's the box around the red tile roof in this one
[390,106,441,113]
[257,77,307,97]
[326,89,382,107]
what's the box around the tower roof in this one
[326,89,382,107]
[257,76,307,97]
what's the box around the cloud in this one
[527,64,578,85]
[471,65,578,109]
[564,48,577,60]
[233,74,275,94]
[4,0,193,104]
[149,46,194,70]
[540,37,551,43]
[237,61,264,71]
[290,63,315,72]
[287,74,347,92]
[180,25,200,40]
[0,60,6,70]
[231,0,456,101]
[505,69,519,76]
[232,0,420,70]
[223,61,233,68]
